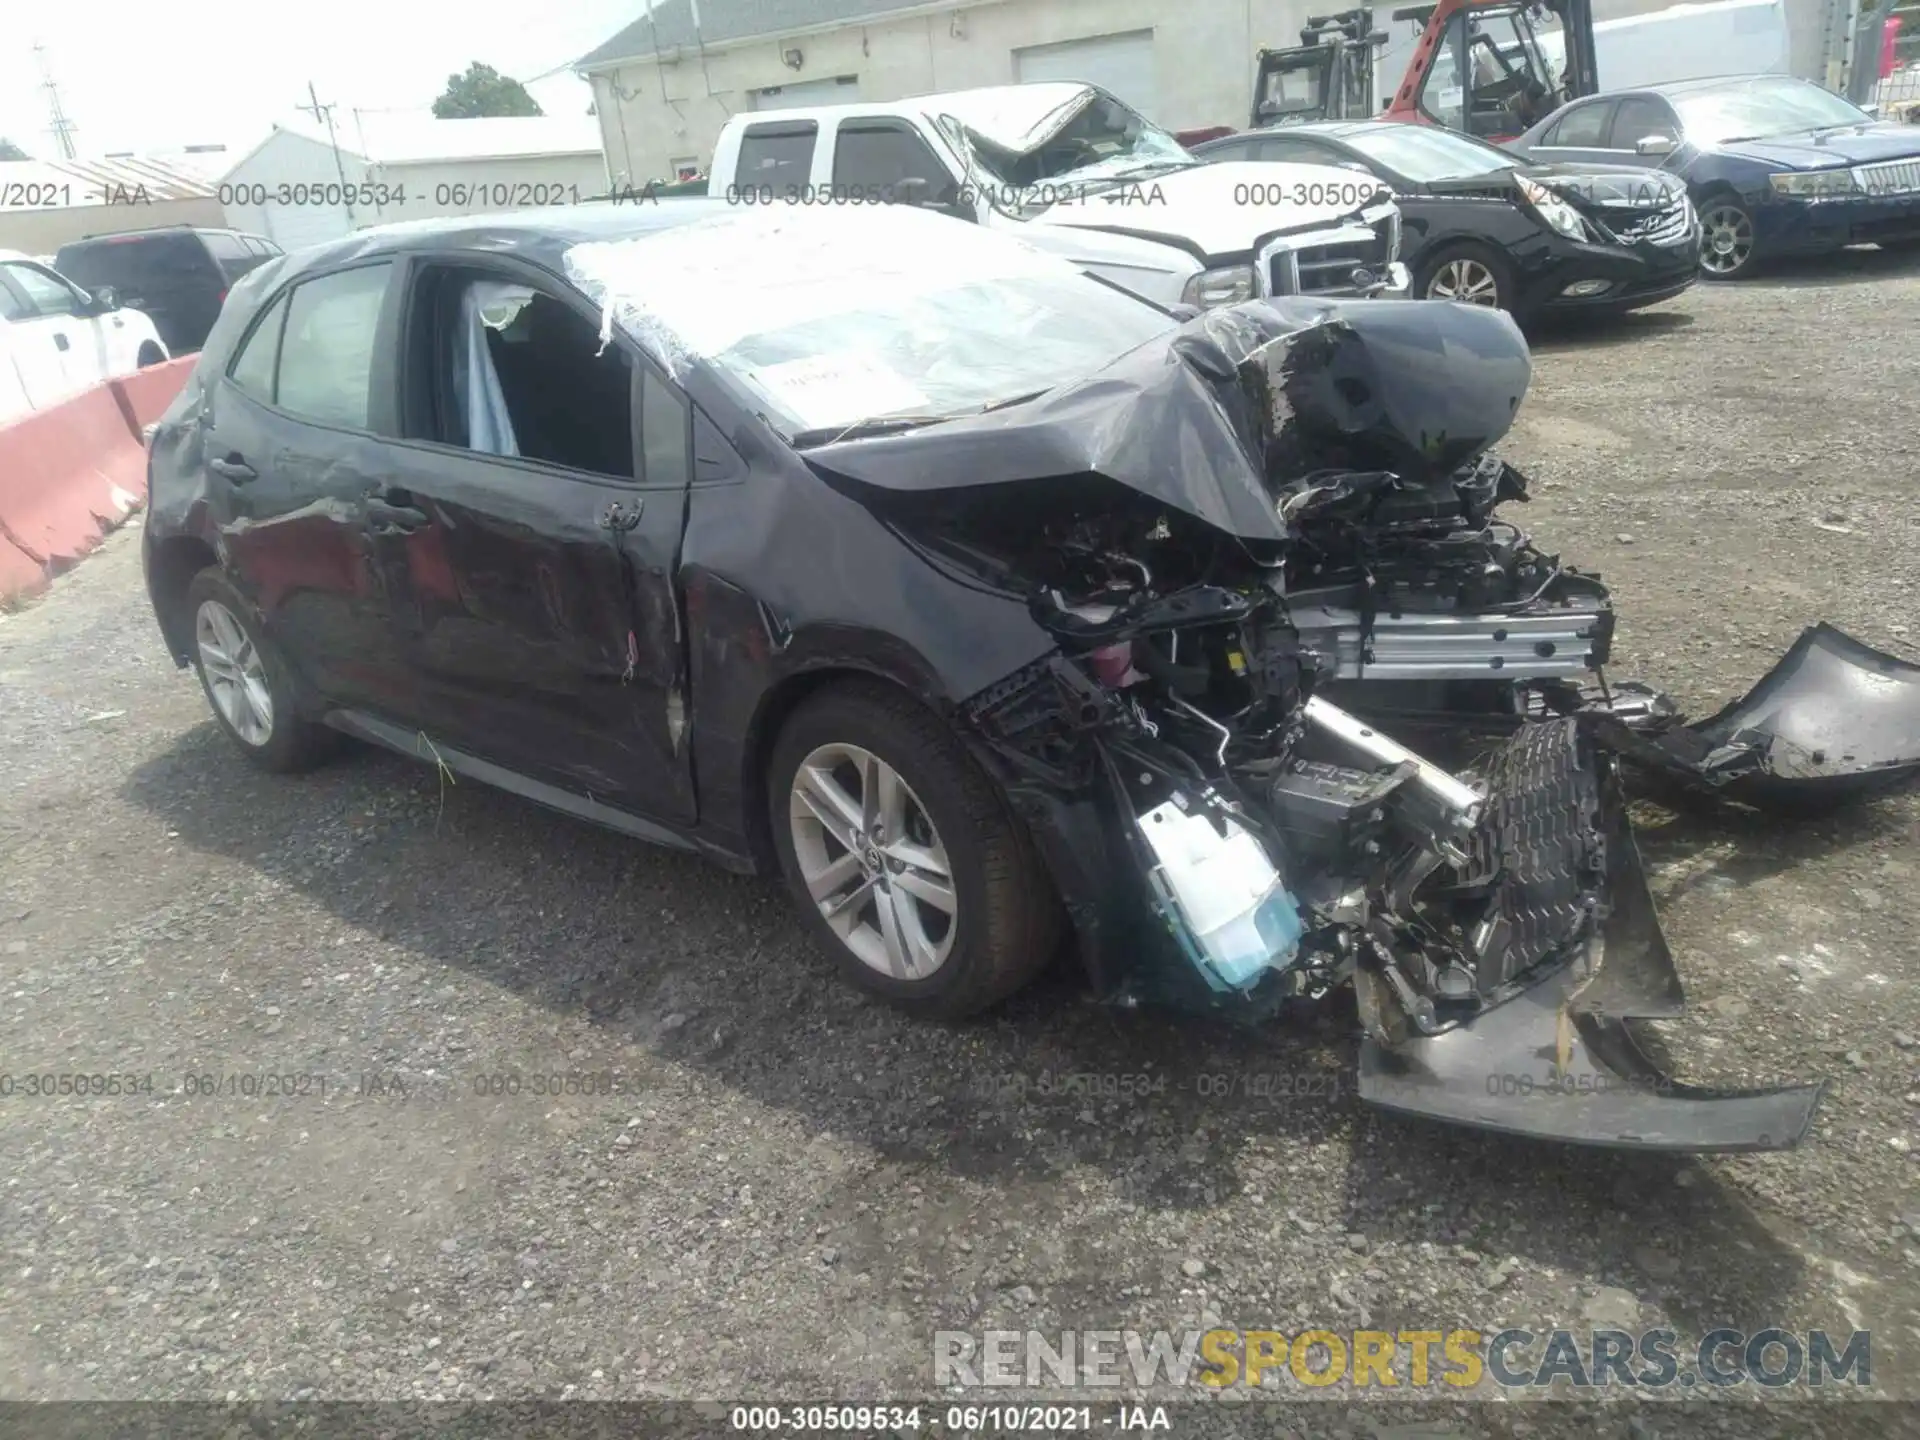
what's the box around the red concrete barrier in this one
[0,532,43,605]
[0,381,148,592]
[108,355,198,441]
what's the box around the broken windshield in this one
[565,204,1176,442]
[942,89,1198,211]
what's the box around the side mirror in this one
[1635,134,1677,157]
[88,284,121,313]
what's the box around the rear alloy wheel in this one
[768,681,1061,1019]
[185,567,335,772]
[1698,198,1757,279]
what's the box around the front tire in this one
[768,681,1061,1019]
[186,567,335,772]
[1416,242,1517,317]
[1697,195,1758,279]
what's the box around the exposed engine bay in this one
[803,295,1920,1152]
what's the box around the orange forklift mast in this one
[1381,0,1599,141]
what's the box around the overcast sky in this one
[0,0,644,159]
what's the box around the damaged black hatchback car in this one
[143,200,1920,1152]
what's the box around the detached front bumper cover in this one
[1604,622,1920,810]
[1360,749,1826,1150]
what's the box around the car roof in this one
[1645,72,1801,98]
[57,224,274,245]
[222,197,735,297]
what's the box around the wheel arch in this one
[738,663,940,877]
[147,534,220,666]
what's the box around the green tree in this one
[0,137,29,161]
[432,63,544,119]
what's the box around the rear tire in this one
[768,680,1062,1019]
[185,567,336,773]
[136,343,165,368]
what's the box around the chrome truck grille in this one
[1260,204,1401,297]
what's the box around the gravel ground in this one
[3,251,1919,1436]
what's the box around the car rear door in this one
[364,255,697,823]
[198,260,410,714]
[1518,98,1620,166]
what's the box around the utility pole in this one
[297,80,360,227]
[34,42,79,160]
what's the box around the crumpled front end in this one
[807,294,1914,1152]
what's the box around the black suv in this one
[53,226,282,355]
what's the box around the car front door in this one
[0,270,65,412]
[0,260,100,401]
[1599,96,1687,169]
[203,260,410,714]
[366,258,696,823]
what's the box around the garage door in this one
[749,75,861,110]
[1013,30,1159,120]
[257,202,354,254]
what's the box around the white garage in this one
[1012,30,1160,120]
[748,75,862,110]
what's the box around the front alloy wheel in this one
[1426,257,1502,306]
[1698,200,1756,278]
[196,598,275,747]
[789,742,957,980]
[767,681,1061,1019]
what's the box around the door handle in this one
[367,498,429,534]
[598,497,644,532]
[209,455,257,482]
[53,333,70,352]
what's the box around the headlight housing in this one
[1769,169,1859,200]
[1516,175,1589,241]
[1181,265,1257,308]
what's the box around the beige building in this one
[0,156,225,257]
[576,0,1335,188]
[578,0,1827,189]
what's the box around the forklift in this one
[1381,0,1598,141]
[1250,9,1390,127]
[1240,0,1597,142]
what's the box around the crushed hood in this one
[803,295,1532,544]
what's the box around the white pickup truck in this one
[704,83,1410,310]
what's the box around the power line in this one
[297,80,360,226]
